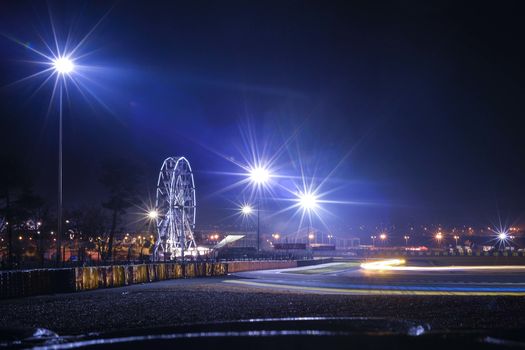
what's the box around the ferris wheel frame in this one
[153,156,197,260]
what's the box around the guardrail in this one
[0,258,337,299]
[0,262,227,299]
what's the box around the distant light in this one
[241,205,253,215]
[298,192,318,211]
[249,166,270,185]
[498,232,508,241]
[53,57,74,74]
[148,210,158,220]
[380,233,387,240]
[308,233,315,240]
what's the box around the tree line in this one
[0,154,146,268]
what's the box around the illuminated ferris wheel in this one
[153,157,197,260]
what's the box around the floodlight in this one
[249,166,270,185]
[298,192,318,211]
[53,56,74,74]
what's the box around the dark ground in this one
[1,276,524,336]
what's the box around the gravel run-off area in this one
[1,276,524,336]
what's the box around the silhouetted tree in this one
[99,158,142,262]
[14,189,47,265]
[0,155,30,267]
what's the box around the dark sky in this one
[1,0,524,233]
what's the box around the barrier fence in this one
[0,258,334,299]
[0,262,227,299]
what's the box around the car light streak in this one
[360,259,525,271]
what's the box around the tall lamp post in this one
[241,204,253,247]
[297,191,318,253]
[52,57,75,265]
[404,235,410,246]
[370,235,376,247]
[248,167,270,251]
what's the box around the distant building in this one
[336,237,360,249]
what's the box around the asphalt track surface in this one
[227,261,525,295]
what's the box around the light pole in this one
[297,191,318,253]
[435,232,443,247]
[248,166,270,252]
[52,57,75,265]
[497,231,508,250]
[380,233,387,246]
[241,204,253,247]
[404,235,410,246]
[147,209,158,260]
[308,232,315,247]
[370,235,376,247]
[453,235,459,246]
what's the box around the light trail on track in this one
[226,260,525,296]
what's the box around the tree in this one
[0,155,30,267]
[14,189,47,265]
[67,206,109,263]
[99,158,142,262]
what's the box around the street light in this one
[370,235,377,247]
[241,205,253,216]
[53,57,74,74]
[298,192,318,211]
[147,210,158,220]
[404,235,410,246]
[298,191,318,248]
[453,235,460,246]
[248,166,271,252]
[240,204,253,247]
[249,166,270,185]
[379,233,387,245]
[435,232,443,246]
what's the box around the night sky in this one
[1,1,524,234]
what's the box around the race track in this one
[226,260,525,296]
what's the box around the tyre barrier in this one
[0,262,227,299]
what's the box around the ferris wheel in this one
[153,157,197,260]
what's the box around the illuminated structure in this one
[153,157,197,260]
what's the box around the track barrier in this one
[0,262,227,299]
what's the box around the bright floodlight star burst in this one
[53,56,74,74]
[241,205,253,215]
[498,232,507,240]
[298,192,318,211]
[249,166,270,185]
